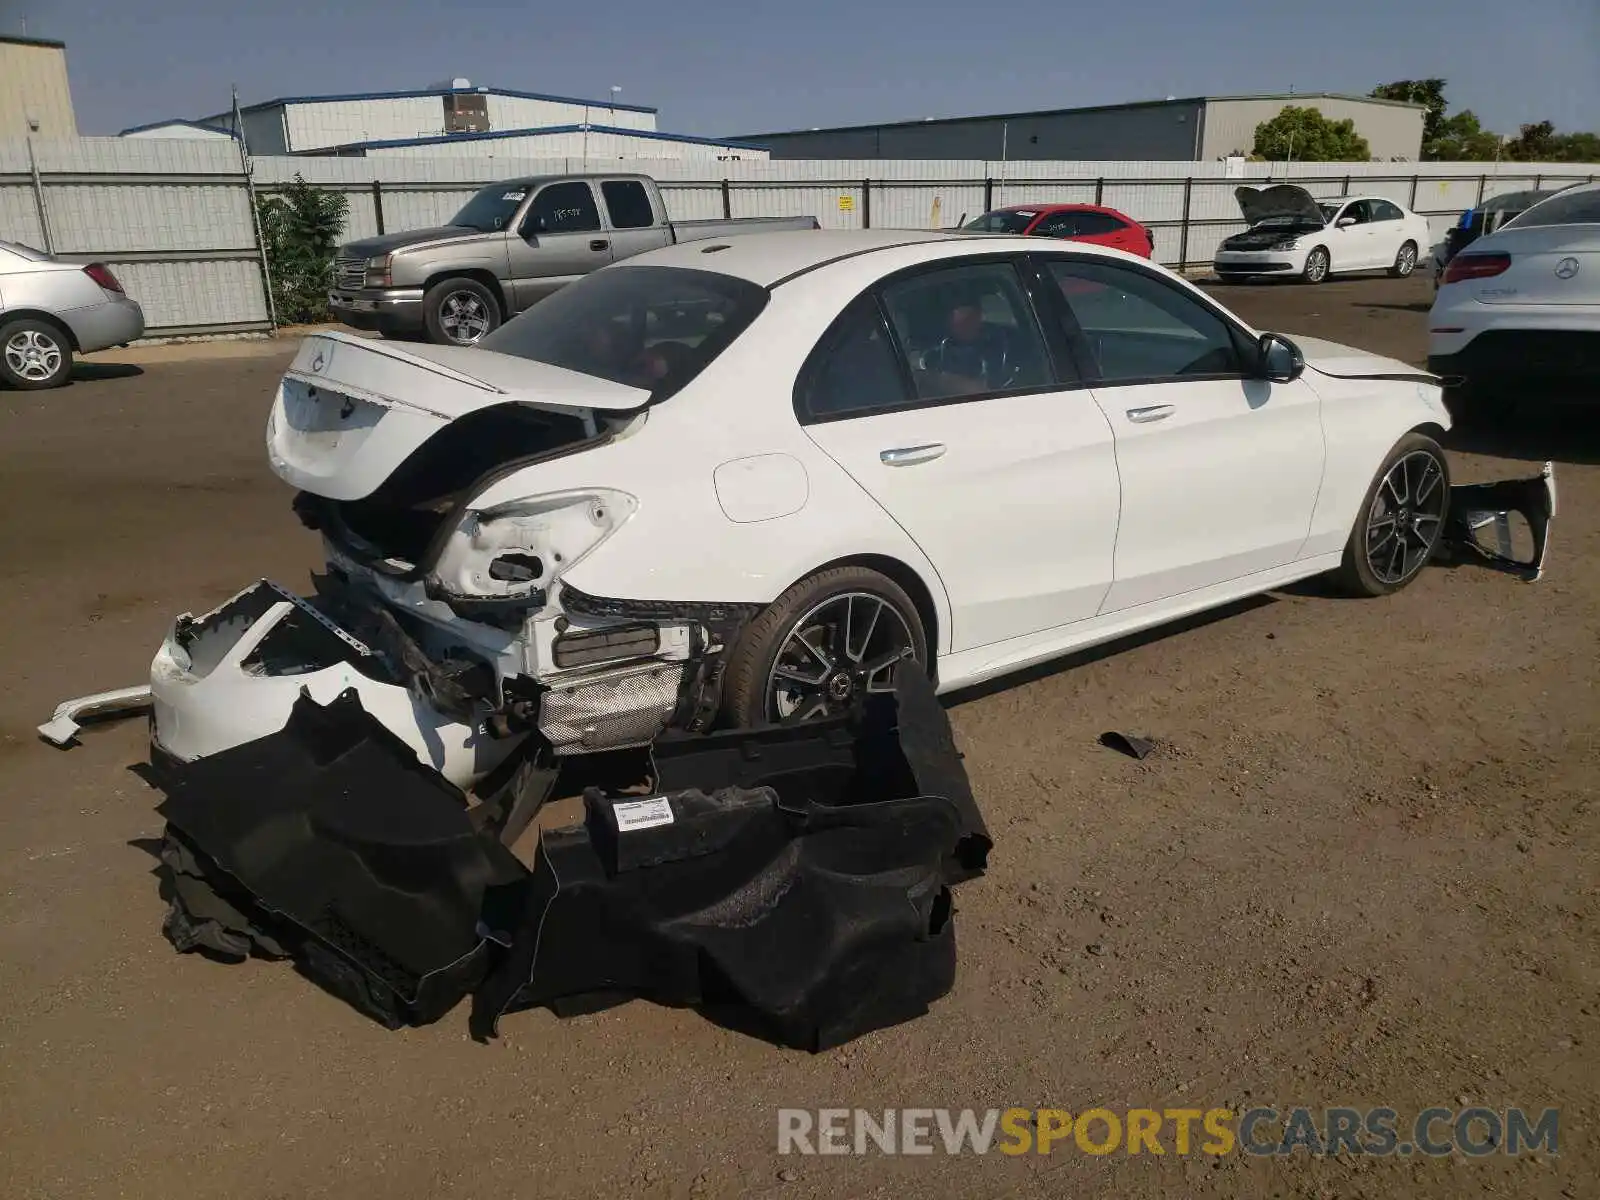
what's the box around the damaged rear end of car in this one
[152,267,773,798]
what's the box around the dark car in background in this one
[963,204,1155,258]
[1431,188,1565,288]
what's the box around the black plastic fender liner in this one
[648,667,993,883]
[470,785,961,1052]
[155,687,527,1027]
[1440,462,1558,582]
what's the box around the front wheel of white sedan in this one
[1332,433,1451,597]
[721,566,929,729]
[1302,247,1331,284]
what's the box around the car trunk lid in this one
[268,331,649,502]
[1455,226,1600,306]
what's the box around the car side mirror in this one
[1336,216,1357,228]
[1257,332,1305,383]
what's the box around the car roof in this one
[621,228,1014,287]
[615,227,1162,289]
[995,202,1123,215]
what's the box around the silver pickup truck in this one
[328,172,818,346]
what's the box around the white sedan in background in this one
[1214,185,1434,284]
[150,229,1466,788]
[1429,182,1600,393]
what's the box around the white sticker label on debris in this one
[612,796,675,831]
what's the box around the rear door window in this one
[878,261,1054,400]
[794,295,909,422]
[601,180,657,230]
[1072,212,1127,236]
[1372,200,1404,221]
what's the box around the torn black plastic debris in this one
[471,786,961,1052]
[1100,731,1157,760]
[1440,462,1558,582]
[648,667,993,884]
[155,687,525,1028]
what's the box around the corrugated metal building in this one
[738,93,1426,163]
[311,125,767,162]
[120,119,237,141]
[0,34,78,139]
[157,83,661,154]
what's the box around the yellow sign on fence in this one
[838,194,856,212]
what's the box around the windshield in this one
[449,183,532,232]
[963,210,1037,234]
[1318,204,1337,222]
[1502,186,1600,229]
[479,265,770,400]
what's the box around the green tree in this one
[1370,79,1448,148]
[1552,131,1600,162]
[1504,120,1558,162]
[1427,109,1503,161]
[256,174,350,325]
[1252,106,1373,162]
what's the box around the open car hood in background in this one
[1235,184,1328,227]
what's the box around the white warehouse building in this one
[120,79,765,161]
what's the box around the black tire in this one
[1389,240,1419,279]
[721,565,929,729]
[1302,247,1331,284]
[0,316,73,390]
[421,277,501,346]
[1330,432,1451,597]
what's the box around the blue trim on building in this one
[118,118,240,139]
[310,123,768,153]
[218,85,657,117]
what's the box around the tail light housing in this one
[83,262,124,293]
[1442,252,1511,285]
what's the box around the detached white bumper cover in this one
[148,580,519,789]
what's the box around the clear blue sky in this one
[7,0,1598,139]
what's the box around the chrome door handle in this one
[1126,405,1175,424]
[880,443,946,466]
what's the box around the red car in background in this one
[962,203,1155,258]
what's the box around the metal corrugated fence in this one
[0,137,271,335]
[3,138,1595,339]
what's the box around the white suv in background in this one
[1214,185,1434,284]
[1428,182,1600,392]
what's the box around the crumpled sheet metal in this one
[151,669,989,1049]
[1441,461,1557,582]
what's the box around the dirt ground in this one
[0,273,1594,1199]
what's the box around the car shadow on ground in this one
[941,594,1276,710]
[1445,396,1600,466]
[71,362,145,382]
[1361,301,1433,313]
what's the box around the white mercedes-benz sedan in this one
[149,229,1466,789]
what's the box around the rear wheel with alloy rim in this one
[720,566,928,729]
[422,277,501,346]
[0,317,72,390]
[1302,247,1330,284]
[1390,241,1418,278]
[1332,432,1451,596]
